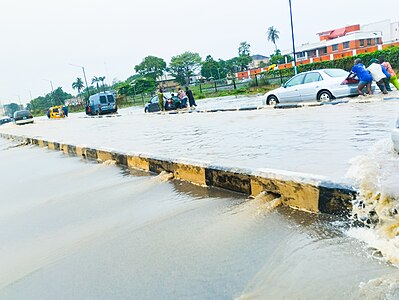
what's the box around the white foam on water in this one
[355,272,399,300]
[346,139,399,266]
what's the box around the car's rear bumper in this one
[15,119,34,125]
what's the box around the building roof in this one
[281,31,382,55]
[251,54,268,60]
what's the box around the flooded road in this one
[1,94,399,298]
[1,138,399,299]
[1,94,399,182]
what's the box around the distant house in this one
[249,54,269,69]
[279,20,399,68]
[156,73,204,89]
[65,97,82,106]
[156,73,180,89]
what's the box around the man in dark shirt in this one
[185,87,197,108]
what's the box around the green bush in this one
[269,46,399,74]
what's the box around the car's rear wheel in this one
[318,90,333,102]
[267,95,279,105]
[144,107,148,113]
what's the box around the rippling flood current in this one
[1,96,399,298]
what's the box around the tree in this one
[238,41,251,56]
[72,77,84,95]
[98,76,106,92]
[267,26,280,51]
[225,58,240,75]
[201,55,223,80]
[113,81,133,97]
[268,49,294,65]
[237,42,253,71]
[134,56,167,80]
[133,77,157,94]
[91,76,100,91]
[169,52,202,85]
[26,87,73,112]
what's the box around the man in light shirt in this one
[367,58,388,94]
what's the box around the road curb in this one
[0,133,355,215]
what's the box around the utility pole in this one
[69,63,90,100]
[289,0,298,75]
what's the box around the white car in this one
[264,68,364,105]
[392,117,399,153]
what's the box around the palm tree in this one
[72,77,84,94]
[267,26,280,51]
[98,76,106,92]
[72,77,84,104]
[91,76,100,92]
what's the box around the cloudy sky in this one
[0,0,398,104]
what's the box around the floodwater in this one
[1,138,399,299]
[1,94,399,299]
[1,93,399,181]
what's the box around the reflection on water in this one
[1,139,399,299]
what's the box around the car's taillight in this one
[341,78,358,85]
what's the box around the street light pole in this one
[69,63,90,99]
[289,0,298,75]
[43,79,54,105]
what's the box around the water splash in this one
[346,139,399,266]
[102,159,116,166]
[356,273,399,299]
[155,171,174,182]
[252,192,282,215]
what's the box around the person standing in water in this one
[379,56,399,90]
[157,88,166,111]
[185,86,197,108]
[177,88,188,108]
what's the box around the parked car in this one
[263,68,371,105]
[13,110,34,125]
[392,116,399,153]
[0,116,12,125]
[85,91,117,115]
[144,92,186,113]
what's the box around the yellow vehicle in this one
[47,105,65,119]
[267,64,277,71]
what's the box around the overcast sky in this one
[0,0,398,104]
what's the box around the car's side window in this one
[285,74,305,87]
[151,96,158,104]
[303,73,322,84]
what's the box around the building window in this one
[367,38,372,46]
[319,47,327,55]
[360,39,364,47]
[332,44,338,51]
[375,38,380,44]
[343,42,350,49]
[296,52,306,59]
